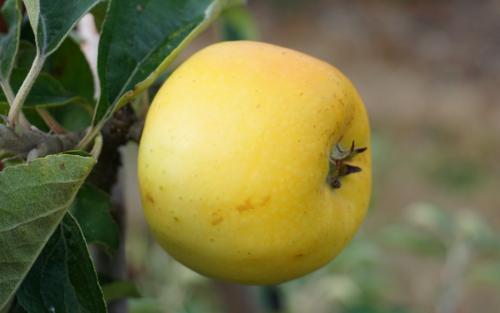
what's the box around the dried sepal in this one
[327,141,367,189]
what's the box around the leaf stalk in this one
[7,53,46,126]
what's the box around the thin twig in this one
[0,124,84,159]
[36,108,67,134]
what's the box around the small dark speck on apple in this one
[146,193,155,204]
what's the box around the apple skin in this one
[138,41,371,285]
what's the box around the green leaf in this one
[4,300,27,313]
[91,1,108,33]
[22,0,103,56]
[45,37,95,103]
[0,157,23,169]
[16,220,79,312]
[16,214,107,313]
[102,281,140,303]
[94,0,244,125]
[70,184,119,254]
[14,41,36,69]
[48,103,93,132]
[0,153,96,311]
[218,6,257,41]
[0,0,22,82]
[0,68,85,109]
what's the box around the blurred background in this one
[115,0,500,312]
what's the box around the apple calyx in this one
[327,141,367,189]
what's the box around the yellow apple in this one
[138,41,371,285]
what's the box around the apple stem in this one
[327,141,367,189]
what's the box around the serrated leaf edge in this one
[0,154,96,311]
